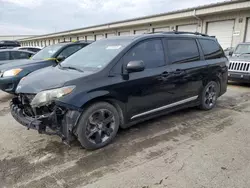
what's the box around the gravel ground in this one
[0,83,250,188]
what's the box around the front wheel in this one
[76,102,120,150]
[200,81,219,110]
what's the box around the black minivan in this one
[11,32,228,149]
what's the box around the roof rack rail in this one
[147,31,211,37]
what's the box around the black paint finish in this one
[15,33,228,129]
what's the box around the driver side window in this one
[123,39,165,69]
[57,45,83,59]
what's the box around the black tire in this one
[76,102,120,150]
[200,81,219,110]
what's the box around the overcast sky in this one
[0,0,228,35]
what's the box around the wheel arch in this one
[203,75,222,95]
[80,96,126,127]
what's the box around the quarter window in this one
[199,39,224,59]
[167,39,200,64]
[124,39,165,69]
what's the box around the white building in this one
[19,0,250,49]
[0,35,35,41]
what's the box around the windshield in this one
[234,44,250,54]
[61,38,132,71]
[31,44,64,60]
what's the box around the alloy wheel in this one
[204,84,217,108]
[86,109,115,144]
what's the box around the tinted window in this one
[167,39,200,64]
[0,51,9,60]
[57,45,84,58]
[199,39,224,59]
[124,39,165,69]
[11,51,31,59]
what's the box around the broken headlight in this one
[31,85,75,107]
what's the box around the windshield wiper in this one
[60,66,84,72]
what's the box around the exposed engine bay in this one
[11,94,81,144]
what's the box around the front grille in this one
[229,61,250,72]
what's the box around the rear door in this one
[164,37,208,102]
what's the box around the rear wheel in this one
[76,102,120,150]
[200,81,219,110]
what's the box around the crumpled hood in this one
[16,66,93,94]
[0,59,48,72]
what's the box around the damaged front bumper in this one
[10,96,82,144]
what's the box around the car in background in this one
[0,40,20,49]
[14,46,43,53]
[0,49,34,63]
[227,42,250,82]
[0,41,92,93]
[10,32,228,149]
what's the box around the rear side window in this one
[124,39,165,69]
[167,39,200,64]
[199,39,224,60]
[0,51,9,60]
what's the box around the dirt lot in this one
[1,83,250,188]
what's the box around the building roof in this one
[19,0,250,41]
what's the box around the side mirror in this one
[56,56,65,62]
[126,60,145,73]
[229,50,234,56]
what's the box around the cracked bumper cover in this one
[10,97,81,141]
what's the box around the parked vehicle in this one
[0,40,20,49]
[0,49,34,62]
[227,42,250,82]
[0,41,91,93]
[14,46,43,53]
[11,32,228,150]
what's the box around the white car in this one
[14,46,43,53]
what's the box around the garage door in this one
[177,24,197,32]
[119,31,130,36]
[154,27,170,32]
[96,34,104,40]
[245,18,250,42]
[86,35,95,41]
[106,33,116,38]
[71,37,77,41]
[207,20,234,49]
[65,37,71,42]
[134,29,148,35]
